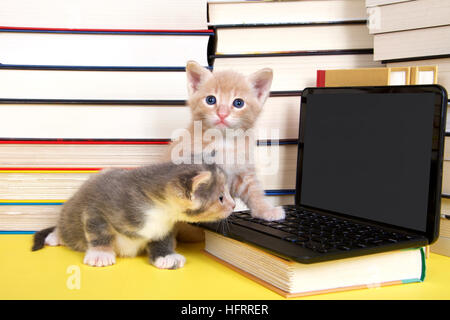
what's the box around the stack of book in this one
[0,138,297,231]
[207,0,381,212]
[210,0,381,91]
[366,0,450,256]
[367,0,450,91]
[0,0,299,231]
[0,0,211,232]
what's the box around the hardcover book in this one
[214,23,373,55]
[316,67,411,87]
[213,52,381,91]
[0,28,212,67]
[0,0,208,30]
[204,231,426,298]
[388,58,450,94]
[209,0,367,25]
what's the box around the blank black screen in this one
[300,93,435,232]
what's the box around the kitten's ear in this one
[248,68,273,104]
[191,171,212,194]
[186,60,212,96]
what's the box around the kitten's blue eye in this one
[219,194,224,203]
[205,95,216,105]
[233,98,245,108]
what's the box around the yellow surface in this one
[1,235,449,300]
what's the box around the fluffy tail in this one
[32,226,55,251]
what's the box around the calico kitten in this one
[32,162,234,269]
[168,61,285,242]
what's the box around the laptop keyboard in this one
[226,206,418,254]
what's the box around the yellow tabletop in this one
[1,235,449,300]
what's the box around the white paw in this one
[153,253,186,270]
[44,231,61,246]
[254,206,285,221]
[83,248,116,267]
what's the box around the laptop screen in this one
[298,90,439,232]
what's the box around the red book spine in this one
[316,70,326,87]
[0,140,171,145]
[0,167,103,171]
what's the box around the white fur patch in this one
[114,234,147,258]
[83,248,116,267]
[153,253,186,269]
[44,231,60,246]
[137,207,176,241]
[254,206,286,221]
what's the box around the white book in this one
[444,136,450,160]
[0,194,294,231]
[204,231,424,297]
[213,54,382,91]
[0,171,91,200]
[365,0,412,7]
[255,95,301,140]
[373,25,450,61]
[0,68,190,100]
[255,144,298,190]
[0,31,210,66]
[367,0,450,34]
[442,161,450,195]
[0,143,169,168]
[0,104,191,139]
[0,144,297,199]
[0,94,300,140]
[430,236,450,257]
[209,0,367,25]
[0,204,61,231]
[215,24,373,54]
[0,0,208,30]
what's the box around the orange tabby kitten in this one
[167,61,285,241]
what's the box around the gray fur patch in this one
[51,162,228,258]
[148,232,175,262]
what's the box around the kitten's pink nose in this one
[217,105,230,120]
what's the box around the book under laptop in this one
[200,85,448,264]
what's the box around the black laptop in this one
[200,85,448,264]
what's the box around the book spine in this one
[211,48,374,59]
[0,138,298,145]
[211,20,368,29]
[0,64,208,71]
[316,70,326,87]
[0,98,187,105]
[0,139,171,145]
[381,54,450,65]
[0,190,295,205]
[0,168,102,173]
[0,200,65,205]
[0,231,35,234]
[0,26,214,35]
